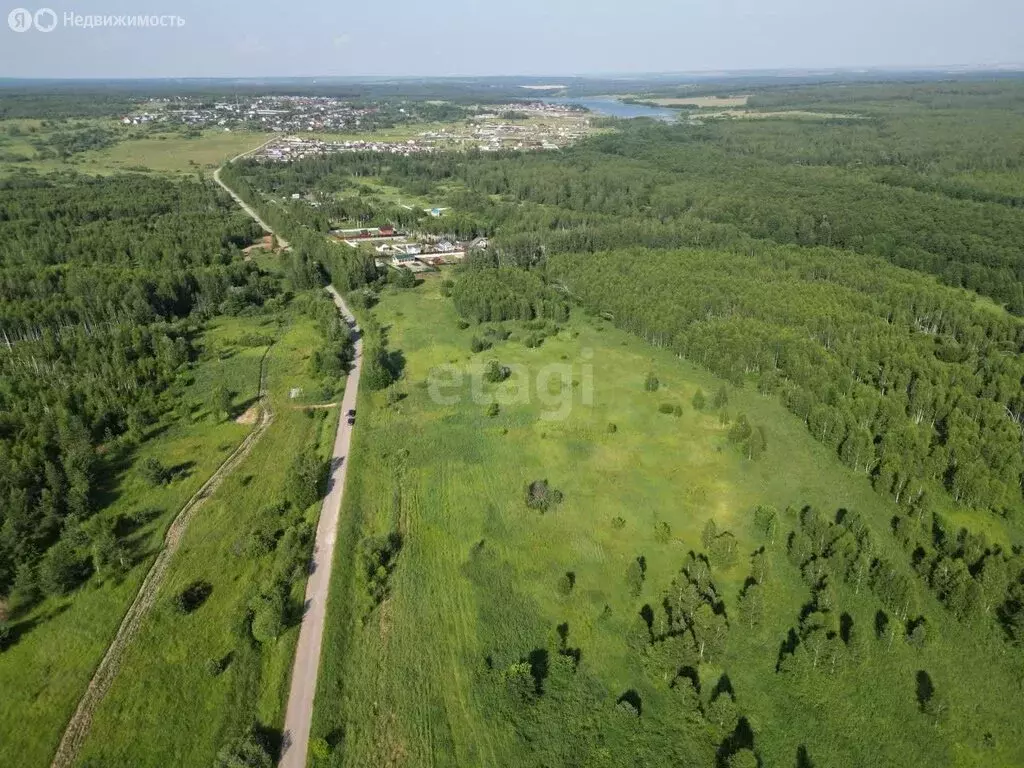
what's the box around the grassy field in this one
[0,122,267,175]
[0,314,271,768]
[73,298,343,767]
[310,277,1024,767]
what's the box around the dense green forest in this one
[0,172,271,612]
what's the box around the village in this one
[246,101,593,159]
[329,224,489,272]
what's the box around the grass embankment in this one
[74,301,343,767]
[311,278,1024,767]
[0,315,267,768]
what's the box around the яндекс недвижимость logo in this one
[8,7,57,31]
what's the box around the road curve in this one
[215,152,361,768]
[278,287,361,768]
[213,139,291,249]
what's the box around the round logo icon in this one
[34,8,57,31]
[8,7,33,31]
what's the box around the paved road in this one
[279,287,362,768]
[217,154,361,767]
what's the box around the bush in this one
[457,319,470,330]
[644,372,660,392]
[655,521,671,543]
[206,656,226,677]
[524,333,543,349]
[658,402,676,414]
[310,737,332,762]
[606,423,617,433]
[0,621,10,652]
[174,580,213,614]
[487,402,500,417]
[611,516,626,530]
[470,336,492,353]
[556,572,575,596]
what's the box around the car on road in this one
[347,409,356,426]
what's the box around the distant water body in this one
[541,96,679,121]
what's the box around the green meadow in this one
[311,276,1024,767]
[0,314,271,768]
[74,301,343,767]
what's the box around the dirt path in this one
[51,346,276,768]
[279,286,362,768]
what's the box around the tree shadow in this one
[710,673,734,703]
[840,612,854,645]
[2,603,71,649]
[673,665,701,694]
[526,648,549,695]
[874,609,890,640]
[617,689,643,716]
[915,670,934,711]
[716,716,755,767]
[254,722,284,761]
[167,461,197,483]
[796,744,815,768]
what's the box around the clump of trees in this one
[524,480,564,512]
[361,531,403,608]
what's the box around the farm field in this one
[74,298,343,767]
[0,314,269,768]
[311,277,1024,767]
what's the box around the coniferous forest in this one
[0,173,268,603]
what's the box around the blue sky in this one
[1,0,1022,78]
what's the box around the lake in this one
[541,96,680,121]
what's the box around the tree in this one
[286,447,325,510]
[484,359,510,383]
[728,749,759,768]
[713,386,729,409]
[251,590,284,644]
[39,537,86,596]
[692,389,706,410]
[139,457,169,486]
[644,372,660,392]
[702,519,718,551]
[210,384,232,422]
[215,726,273,768]
[626,558,645,597]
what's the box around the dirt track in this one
[50,347,275,768]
